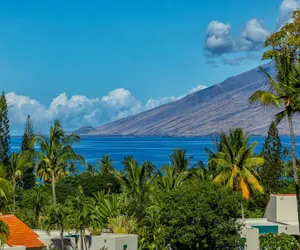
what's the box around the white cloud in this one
[204,19,269,57]
[278,0,300,27]
[145,96,179,110]
[204,21,235,56]
[101,88,138,107]
[7,85,207,134]
[145,85,207,110]
[239,19,270,51]
[187,85,207,94]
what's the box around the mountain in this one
[75,62,300,136]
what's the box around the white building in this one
[242,194,299,250]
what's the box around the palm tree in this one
[250,56,300,224]
[169,149,192,175]
[34,121,85,206]
[0,220,9,248]
[68,186,97,250]
[0,166,11,207]
[44,204,71,250]
[209,128,264,200]
[84,164,99,176]
[155,165,188,191]
[191,162,212,182]
[99,155,115,175]
[119,160,149,200]
[22,186,49,229]
[94,193,122,228]
[119,158,151,218]
[5,152,32,214]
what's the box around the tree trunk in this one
[52,171,57,206]
[84,233,88,250]
[13,181,16,215]
[61,227,64,250]
[288,113,300,234]
[80,229,84,250]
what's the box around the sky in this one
[1,0,299,134]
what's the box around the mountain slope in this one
[75,62,300,136]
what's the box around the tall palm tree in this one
[250,56,300,225]
[5,152,32,213]
[0,220,9,248]
[209,128,264,200]
[34,121,85,206]
[99,155,115,175]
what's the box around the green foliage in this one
[243,192,269,218]
[0,91,11,167]
[260,233,299,250]
[34,120,85,205]
[99,154,115,175]
[21,115,36,190]
[262,10,300,60]
[4,151,32,213]
[54,173,121,204]
[249,54,300,232]
[260,122,285,193]
[18,186,50,228]
[153,182,244,250]
[209,128,264,200]
[0,220,9,247]
[169,148,192,174]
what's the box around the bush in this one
[260,233,299,250]
[53,173,122,204]
[155,181,244,249]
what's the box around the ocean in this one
[10,136,297,170]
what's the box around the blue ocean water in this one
[10,136,297,170]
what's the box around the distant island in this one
[74,62,299,137]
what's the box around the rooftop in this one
[0,215,45,249]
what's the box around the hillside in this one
[75,62,300,136]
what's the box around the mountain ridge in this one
[74,62,300,136]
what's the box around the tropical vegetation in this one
[0,8,300,250]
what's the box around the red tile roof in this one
[0,215,45,248]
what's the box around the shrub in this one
[260,233,299,250]
[155,181,244,249]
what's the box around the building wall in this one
[4,246,25,250]
[35,231,138,250]
[276,196,297,222]
[88,235,138,250]
[240,227,259,250]
[264,196,276,221]
[278,224,299,235]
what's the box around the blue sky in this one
[1,0,298,134]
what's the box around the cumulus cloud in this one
[204,19,269,57]
[239,19,270,51]
[204,21,235,56]
[7,85,207,134]
[277,0,300,27]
